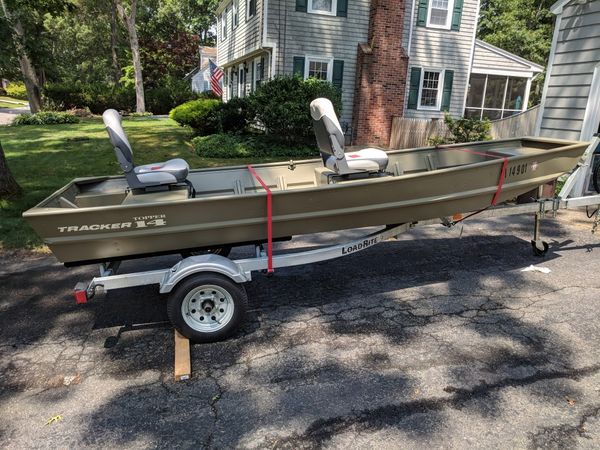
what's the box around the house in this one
[465,40,543,120]
[536,0,600,142]
[216,0,542,146]
[185,47,218,93]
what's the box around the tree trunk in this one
[0,141,22,199]
[110,0,121,83]
[0,0,43,113]
[116,0,145,113]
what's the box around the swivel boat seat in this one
[310,98,389,180]
[102,109,191,193]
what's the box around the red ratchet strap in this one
[247,165,273,273]
[444,147,508,223]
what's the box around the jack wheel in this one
[531,240,549,257]
[167,273,247,343]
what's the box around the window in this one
[232,0,238,29]
[305,57,333,81]
[247,0,256,18]
[239,66,246,98]
[308,0,337,16]
[253,56,266,90]
[418,70,443,109]
[465,74,528,120]
[427,0,454,29]
[221,10,228,40]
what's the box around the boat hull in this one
[23,137,588,265]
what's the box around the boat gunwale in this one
[22,137,588,218]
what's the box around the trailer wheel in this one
[167,273,247,343]
[531,240,549,257]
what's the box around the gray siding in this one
[216,0,263,67]
[472,41,536,73]
[267,0,370,124]
[539,0,600,140]
[403,0,479,119]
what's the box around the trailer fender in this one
[159,254,250,294]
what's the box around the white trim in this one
[551,0,570,14]
[417,68,445,111]
[580,62,600,141]
[471,67,535,78]
[462,0,480,114]
[426,0,455,30]
[304,56,334,82]
[262,0,268,45]
[221,9,228,41]
[308,0,337,16]
[535,11,563,135]
[523,77,532,111]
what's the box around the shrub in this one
[169,98,221,135]
[12,111,80,126]
[5,82,28,100]
[44,82,135,113]
[428,113,492,145]
[192,133,319,159]
[216,97,255,134]
[146,76,198,114]
[248,76,342,141]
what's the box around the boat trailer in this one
[72,137,600,378]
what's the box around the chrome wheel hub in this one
[181,285,234,332]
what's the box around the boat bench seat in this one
[311,98,389,176]
[134,159,189,185]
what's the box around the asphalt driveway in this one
[1,211,599,449]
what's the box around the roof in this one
[184,47,217,80]
[472,39,544,77]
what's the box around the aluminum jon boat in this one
[23,98,588,266]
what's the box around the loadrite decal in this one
[57,215,167,233]
[341,237,379,255]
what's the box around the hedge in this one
[192,133,319,159]
[12,111,80,126]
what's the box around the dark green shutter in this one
[407,67,422,110]
[332,60,344,90]
[337,0,348,17]
[441,70,454,111]
[293,57,305,77]
[451,0,464,31]
[417,0,428,27]
[296,0,307,12]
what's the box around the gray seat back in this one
[310,98,350,173]
[103,109,135,173]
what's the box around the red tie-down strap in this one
[247,165,273,273]
[442,147,509,223]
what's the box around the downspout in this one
[535,8,563,136]
[407,0,416,56]
[462,0,481,117]
[261,0,277,78]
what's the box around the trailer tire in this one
[181,246,232,259]
[167,273,247,343]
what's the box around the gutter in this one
[407,0,416,56]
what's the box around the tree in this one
[0,0,43,112]
[478,0,555,105]
[116,0,145,112]
[478,0,555,66]
[0,141,21,198]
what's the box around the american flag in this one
[209,59,223,97]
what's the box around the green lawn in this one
[0,96,28,109]
[0,117,275,250]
